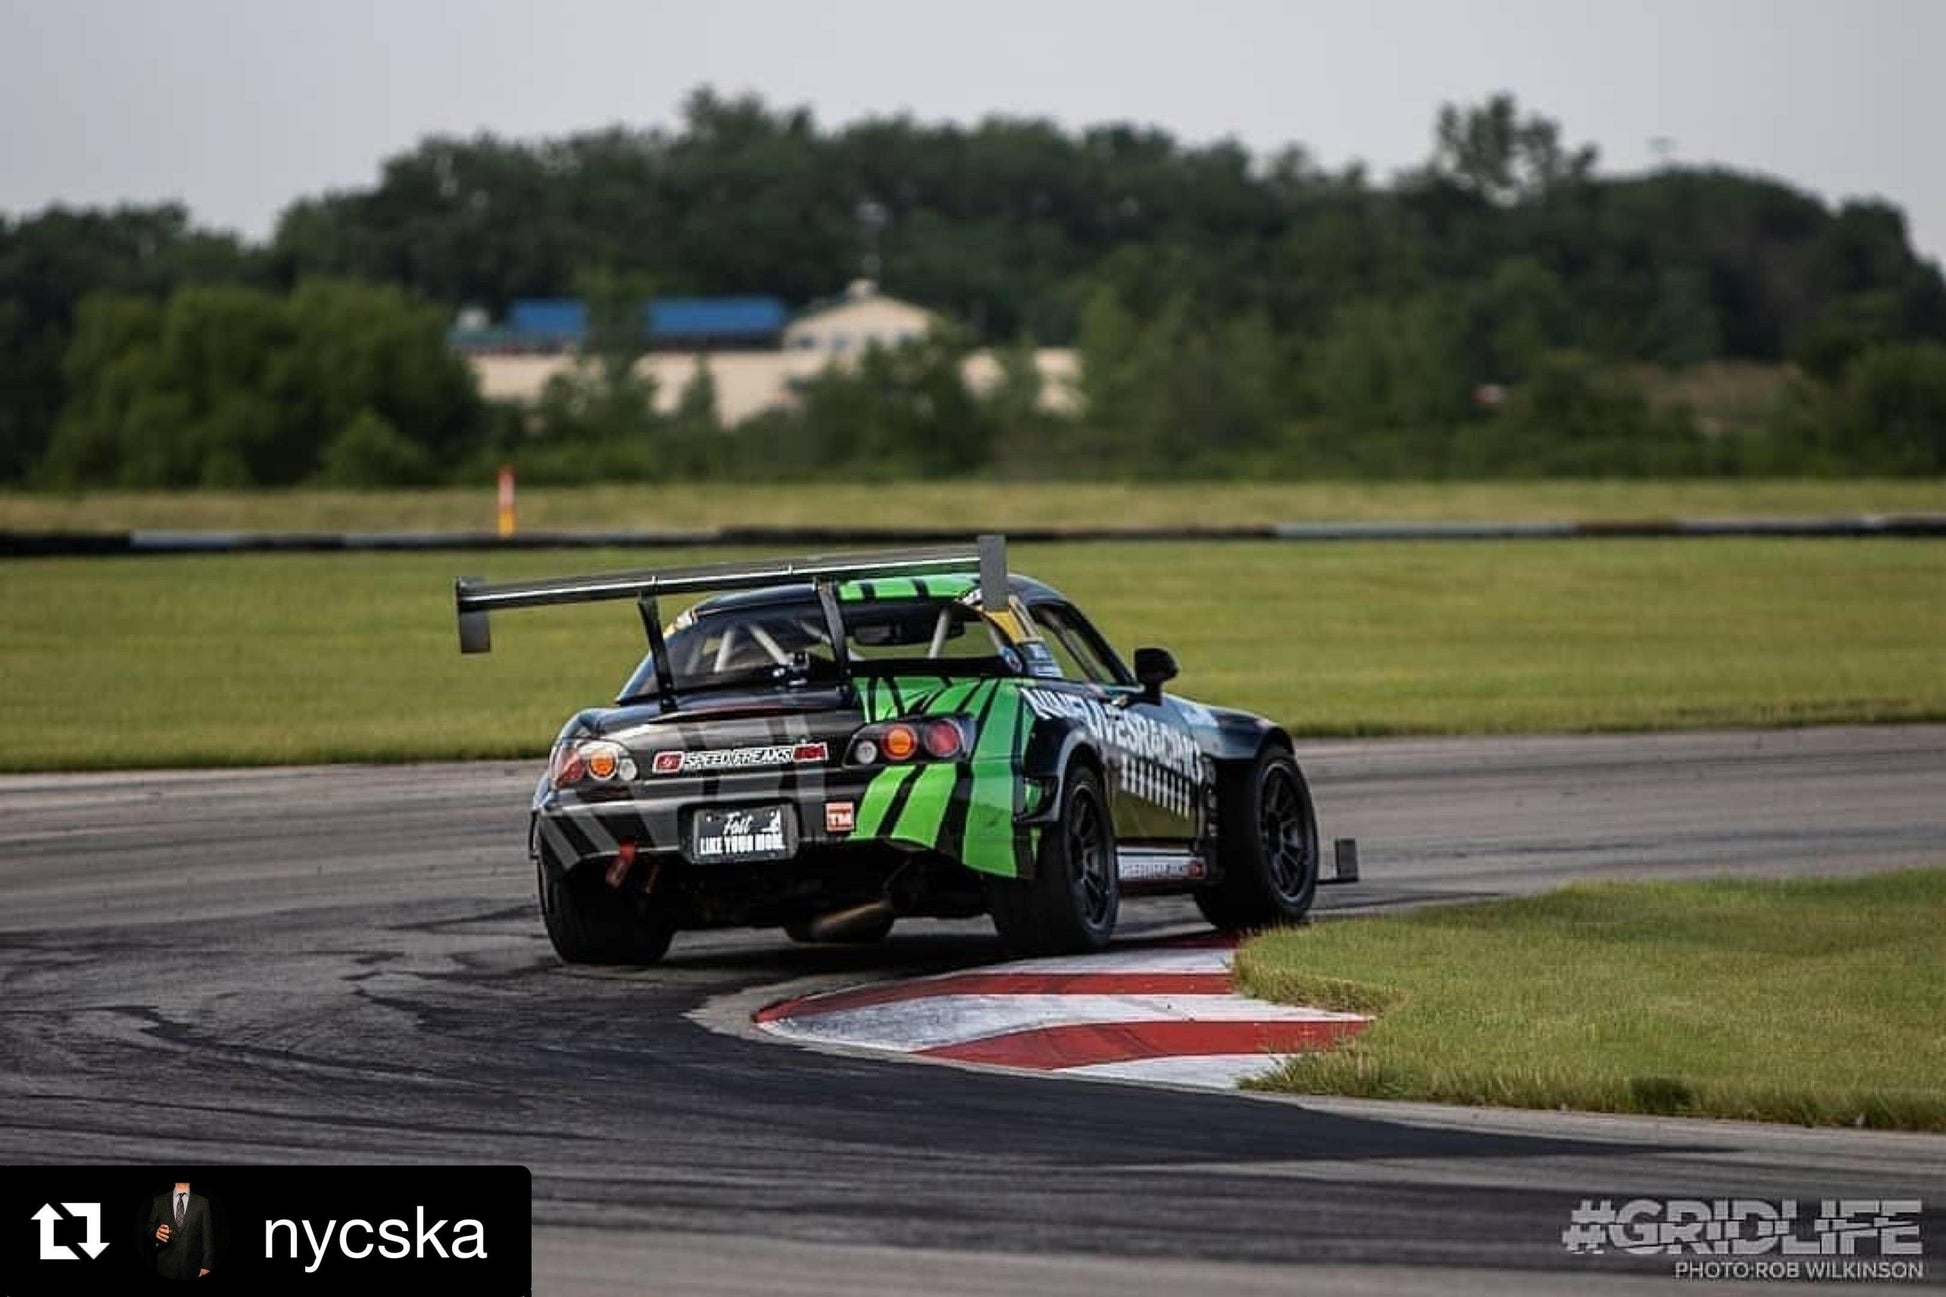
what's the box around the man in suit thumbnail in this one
[143,1179,213,1280]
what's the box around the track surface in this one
[3,726,1944,1293]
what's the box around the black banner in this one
[0,1165,528,1296]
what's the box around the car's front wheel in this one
[538,859,675,965]
[1195,747,1319,932]
[987,765,1118,956]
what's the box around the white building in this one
[466,281,1076,423]
[782,280,937,354]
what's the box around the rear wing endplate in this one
[455,534,1009,655]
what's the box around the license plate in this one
[688,805,793,863]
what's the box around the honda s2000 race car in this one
[455,537,1322,963]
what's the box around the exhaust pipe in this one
[806,899,895,942]
[603,841,638,889]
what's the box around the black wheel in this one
[538,858,675,965]
[785,912,896,944]
[1195,747,1319,932]
[987,765,1118,956]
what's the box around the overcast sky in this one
[3,0,1941,263]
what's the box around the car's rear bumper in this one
[534,756,1036,884]
[534,765,883,868]
[531,798,995,929]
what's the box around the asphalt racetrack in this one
[4,726,1944,1294]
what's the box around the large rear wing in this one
[454,533,1009,657]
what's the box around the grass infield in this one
[1235,871,1946,1131]
[0,537,1941,770]
[5,478,1946,533]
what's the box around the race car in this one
[455,536,1321,963]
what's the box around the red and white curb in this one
[754,937,1369,1090]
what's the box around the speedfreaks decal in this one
[649,742,827,775]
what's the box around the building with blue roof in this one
[456,280,1077,424]
[649,297,788,345]
[450,296,788,353]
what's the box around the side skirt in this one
[1116,845,1210,891]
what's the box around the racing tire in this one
[538,859,675,965]
[987,766,1118,956]
[1194,747,1320,932]
[784,913,896,944]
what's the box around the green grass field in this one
[4,478,1946,533]
[0,538,1941,770]
[1234,871,1946,1131]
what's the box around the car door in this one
[1030,602,1202,846]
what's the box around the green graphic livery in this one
[454,537,1323,962]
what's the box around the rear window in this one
[618,597,1014,700]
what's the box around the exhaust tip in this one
[807,900,895,942]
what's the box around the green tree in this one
[1073,288,1286,475]
[40,295,165,485]
[248,84,1946,387]
[17,90,1946,488]
[521,269,664,480]
[671,356,721,436]
[1641,268,1723,366]
[663,356,725,476]
[1429,93,1598,205]
[1456,259,1579,382]
[1460,351,1706,476]
[42,280,482,487]
[1073,287,1146,454]
[789,329,990,477]
[317,408,435,486]
[0,204,259,481]
[1793,291,1911,384]
[981,337,1061,477]
[284,280,483,470]
[1833,343,1946,474]
[1286,297,1468,476]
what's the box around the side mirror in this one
[1132,646,1179,702]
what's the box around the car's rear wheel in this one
[539,859,675,965]
[1195,748,1319,932]
[987,765,1118,956]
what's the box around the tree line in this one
[4,90,1945,488]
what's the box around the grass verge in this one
[4,478,1946,533]
[2,538,1943,770]
[1235,871,1946,1131]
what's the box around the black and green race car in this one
[455,537,1322,963]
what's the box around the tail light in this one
[849,717,975,766]
[881,724,918,761]
[550,739,636,788]
[550,744,585,786]
[921,719,964,759]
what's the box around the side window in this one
[1033,604,1128,686]
[1034,620,1092,683]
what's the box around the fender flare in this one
[1212,723,1299,774]
[1021,715,1105,807]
